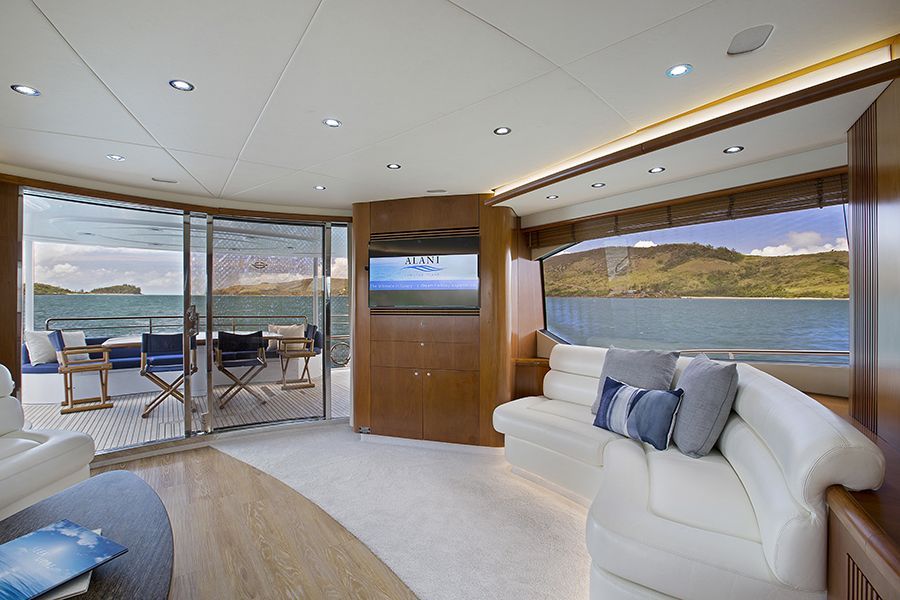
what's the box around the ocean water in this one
[545,297,849,364]
[33,295,350,337]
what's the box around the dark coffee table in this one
[0,471,173,599]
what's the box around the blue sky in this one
[565,205,848,256]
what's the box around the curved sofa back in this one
[542,344,884,591]
[0,364,23,437]
[719,364,883,590]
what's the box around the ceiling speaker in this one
[727,24,774,55]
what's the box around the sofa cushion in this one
[672,354,739,458]
[594,378,683,451]
[0,437,40,461]
[494,396,622,466]
[24,330,57,365]
[591,348,679,414]
[585,439,819,600]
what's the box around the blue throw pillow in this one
[594,377,684,451]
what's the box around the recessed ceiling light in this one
[10,84,40,96]
[591,182,606,188]
[151,177,178,184]
[386,163,401,169]
[314,185,327,190]
[322,118,342,128]
[493,127,512,135]
[723,145,744,154]
[648,166,665,174]
[665,64,693,78]
[106,154,126,162]
[546,194,559,200]
[168,79,195,91]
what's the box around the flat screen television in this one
[368,236,479,309]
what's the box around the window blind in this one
[525,170,848,249]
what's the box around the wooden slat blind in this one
[526,171,848,249]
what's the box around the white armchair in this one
[0,364,95,520]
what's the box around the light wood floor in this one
[94,446,418,600]
[23,376,351,453]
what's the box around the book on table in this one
[0,520,127,600]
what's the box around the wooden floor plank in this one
[23,375,352,453]
[93,447,417,600]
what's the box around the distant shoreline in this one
[547,296,850,301]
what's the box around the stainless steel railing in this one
[679,348,849,361]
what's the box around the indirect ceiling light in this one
[10,84,40,96]
[546,194,559,199]
[648,166,665,173]
[151,177,177,184]
[727,25,774,56]
[386,163,401,169]
[314,185,326,190]
[106,154,126,162]
[591,182,606,188]
[322,118,342,128]
[493,127,512,135]
[723,145,744,154]
[665,64,693,78]
[168,79,195,91]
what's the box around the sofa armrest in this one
[0,396,24,437]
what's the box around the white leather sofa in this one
[0,365,95,520]
[493,345,885,600]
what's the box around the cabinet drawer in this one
[371,341,424,368]
[423,370,479,445]
[423,343,479,371]
[371,315,479,343]
[370,367,423,439]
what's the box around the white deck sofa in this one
[493,345,885,600]
[0,365,95,520]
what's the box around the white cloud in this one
[749,231,848,257]
[633,240,657,248]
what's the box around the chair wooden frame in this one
[275,337,316,390]
[215,345,268,408]
[139,347,197,419]
[57,345,113,415]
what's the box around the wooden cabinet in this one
[423,370,479,444]
[370,367,423,439]
[369,195,479,233]
[369,314,480,443]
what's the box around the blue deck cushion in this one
[21,361,62,374]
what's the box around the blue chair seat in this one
[147,353,186,368]
[109,357,142,370]
[219,358,262,368]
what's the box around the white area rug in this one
[213,425,590,600]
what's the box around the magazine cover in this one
[0,520,127,600]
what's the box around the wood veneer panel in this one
[479,202,516,446]
[423,370,479,445]
[371,315,479,343]
[514,225,544,359]
[423,342,479,371]
[876,80,900,451]
[371,341,424,368]
[513,363,550,399]
[351,203,371,430]
[369,195,479,233]
[0,183,20,386]
[370,367,423,439]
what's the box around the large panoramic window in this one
[541,205,849,364]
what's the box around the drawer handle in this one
[426,372,431,376]
[420,342,425,347]
[414,372,419,376]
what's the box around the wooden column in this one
[0,183,20,387]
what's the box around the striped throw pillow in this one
[594,377,684,451]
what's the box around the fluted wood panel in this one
[849,102,879,432]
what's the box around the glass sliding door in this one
[328,223,351,419]
[206,217,327,429]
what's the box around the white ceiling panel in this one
[306,68,632,193]
[222,161,297,198]
[33,0,321,158]
[503,84,885,218]
[0,0,154,145]
[239,0,555,170]
[169,150,236,197]
[449,0,712,66]
[566,0,900,129]
[0,126,210,197]
[229,169,378,208]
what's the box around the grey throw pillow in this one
[673,354,739,458]
[590,347,680,414]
